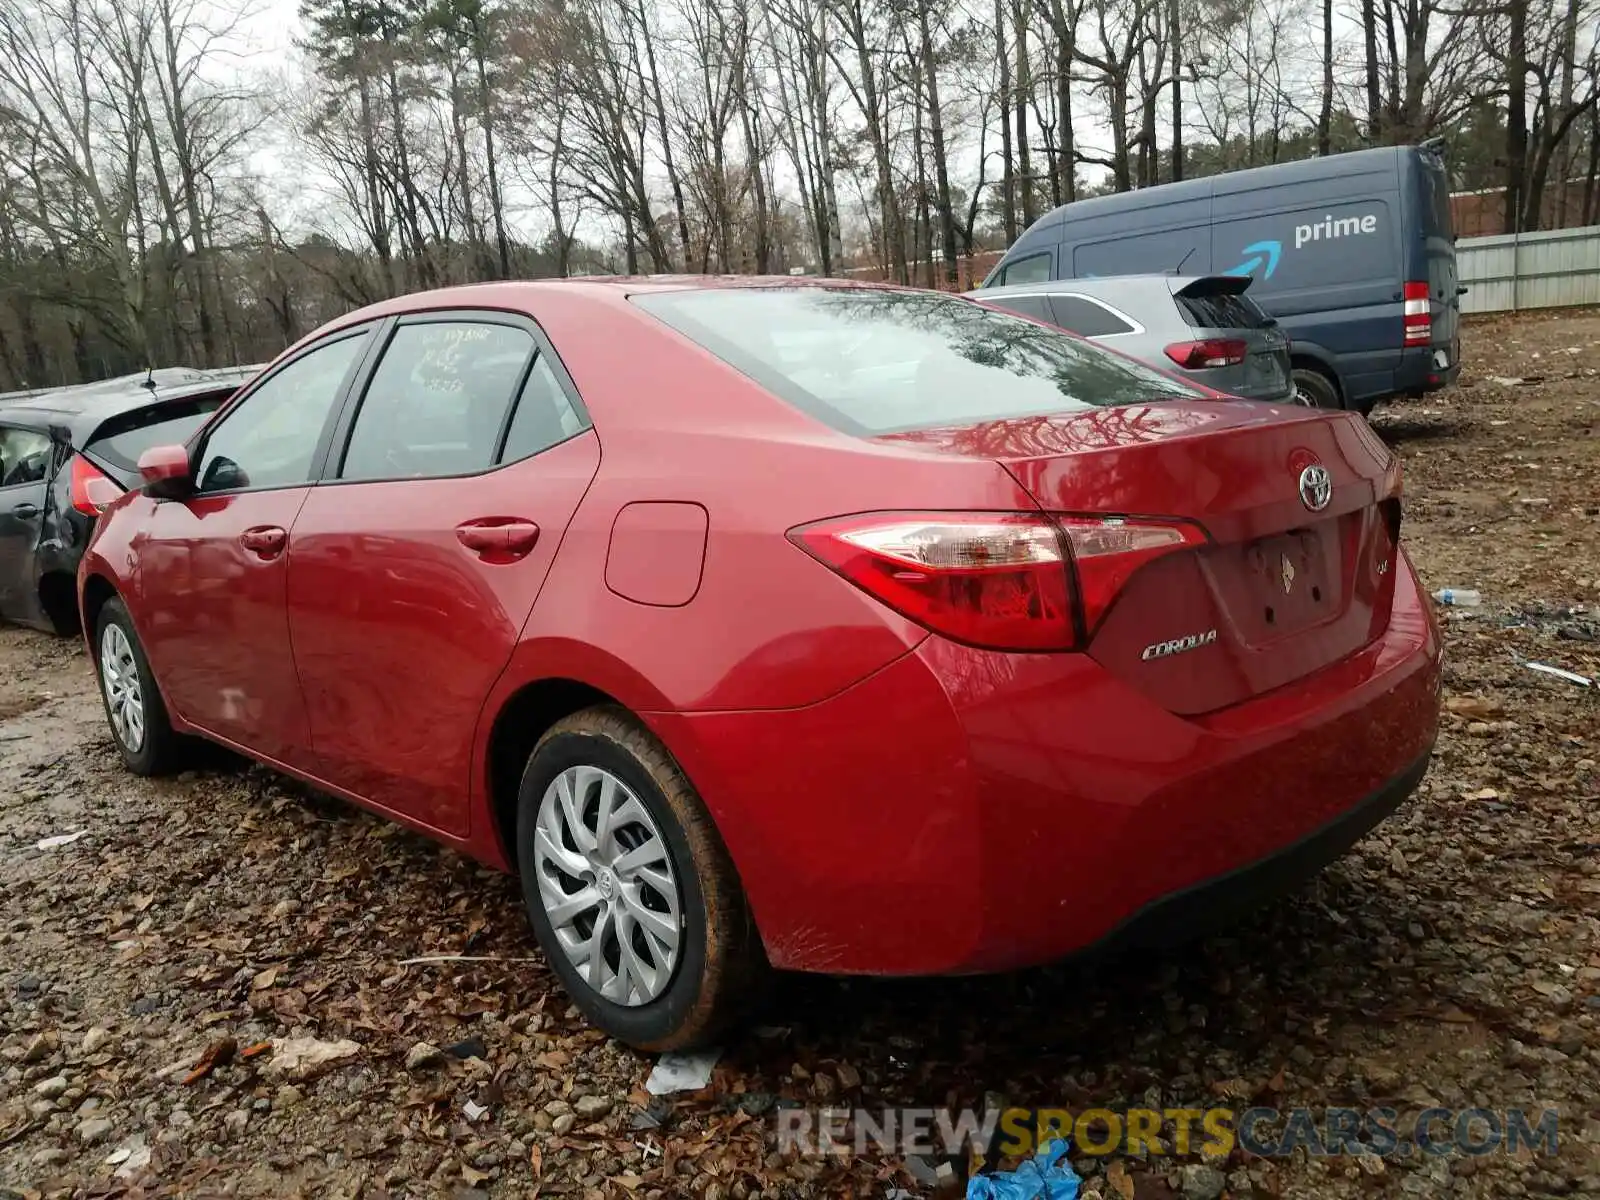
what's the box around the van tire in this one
[1292,367,1342,410]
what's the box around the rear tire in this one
[93,598,187,776]
[1292,366,1343,410]
[514,707,766,1050]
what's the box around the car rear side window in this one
[1177,291,1270,330]
[196,334,366,493]
[986,295,1054,323]
[1050,296,1137,337]
[995,253,1051,286]
[340,322,534,481]
[634,287,1202,436]
[86,397,227,474]
[0,426,50,487]
[498,355,588,464]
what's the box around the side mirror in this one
[137,444,193,499]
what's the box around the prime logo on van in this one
[1294,213,1379,249]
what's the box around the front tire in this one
[515,707,765,1050]
[94,598,185,776]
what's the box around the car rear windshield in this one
[1176,290,1272,330]
[633,287,1201,435]
[85,396,227,472]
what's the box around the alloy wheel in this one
[100,623,145,753]
[532,764,683,1005]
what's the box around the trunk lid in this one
[879,400,1403,715]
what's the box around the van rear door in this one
[1415,144,1461,377]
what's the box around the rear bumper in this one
[653,553,1441,975]
[1093,750,1430,953]
[1393,343,1461,394]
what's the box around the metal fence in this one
[1457,225,1600,314]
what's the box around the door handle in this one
[456,518,540,561]
[239,525,288,559]
[12,502,39,519]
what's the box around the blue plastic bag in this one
[965,1138,1081,1200]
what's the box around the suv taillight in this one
[70,455,121,516]
[1403,281,1431,345]
[1164,339,1247,369]
[788,511,1208,650]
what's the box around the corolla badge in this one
[1298,464,1332,512]
[1141,629,1218,661]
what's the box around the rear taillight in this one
[1164,339,1247,369]
[788,512,1208,651]
[1055,516,1209,633]
[1403,281,1431,346]
[70,455,121,517]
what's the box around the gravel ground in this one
[2,309,1598,1200]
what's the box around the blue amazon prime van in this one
[979,144,1462,413]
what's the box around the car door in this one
[136,328,373,765]
[285,312,600,837]
[0,423,53,624]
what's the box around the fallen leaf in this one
[1106,1159,1135,1200]
[251,964,282,991]
[266,1036,361,1081]
[183,1037,237,1085]
[240,1041,273,1059]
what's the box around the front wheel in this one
[514,707,766,1050]
[94,598,187,776]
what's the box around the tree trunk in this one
[449,68,485,280]
[1045,0,1076,202]
[1505,0,1528,233]
[1318,0,1333,155]
[920,1,959,285]
[1170,0,1183,181]
[358,71,394,295]
[1361,0,1381,139]
[996,0,1016,242]
[473,26,511,279]
[1011,0,1035,226]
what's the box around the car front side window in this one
[194,334,367,494]
[0,426,51,488]
[339,321,534,481]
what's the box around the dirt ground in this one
[1,309,1598,1200]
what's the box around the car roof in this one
[0,367,258,440]
[269,276,931,366]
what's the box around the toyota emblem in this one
[1298,464,1332,512]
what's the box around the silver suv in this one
[965,274,1301,405]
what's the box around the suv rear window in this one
[1176,290,1272,330]
[634,287,1201,436]
[86,396,228,472]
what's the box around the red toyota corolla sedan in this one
[77,279,1440,1049]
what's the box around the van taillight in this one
[1164,339,1247,369]
[1403,282,1431,346]
[70,455,121,516]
